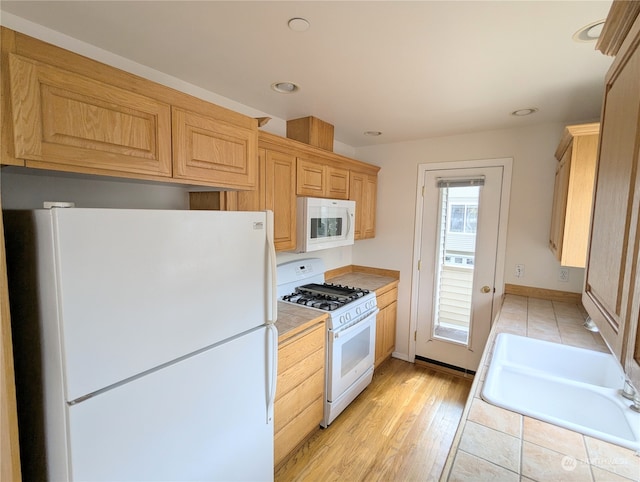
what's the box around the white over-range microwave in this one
[295,197,355,252]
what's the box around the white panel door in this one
[415,165,505,372]
[65,326,275,482]
[38,208,270,401]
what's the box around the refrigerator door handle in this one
[265,210,277,324]
[266,323,278,424]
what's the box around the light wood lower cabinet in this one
[374,285,398,368]
[274,320,325,467]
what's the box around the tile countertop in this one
[325,265,400,295]
[275,265,400,344]
[440,295,640,482]
[276,301,327,344]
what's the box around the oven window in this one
[341,326,371,377]
[311,217,343,239]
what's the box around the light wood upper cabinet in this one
[549,123,599,268]
[326,166,349,199]
[172,107,257,188]
[1,27,258,189]
[350,171,377,240]
[296,157,349,200]
[584,7,640,389]
[265,149,297,251]
[296,157,325,197]
[8,53,172,178]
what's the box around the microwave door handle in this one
[347,208,352,237]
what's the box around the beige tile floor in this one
[443,295,640,482]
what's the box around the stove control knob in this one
[356,306,362,315]
[345,313,351,322]
[340,315,345,324]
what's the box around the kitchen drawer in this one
[274,368,324,433]
[276,347,324,400]
[376,287,398,310]
[274,395,323,465]
[278,322,325,373]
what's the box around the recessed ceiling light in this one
[364,131,382,137]
[573,20,605,42]
[271,82,300,94]
[511,108,539,117]
[288,17,310,32]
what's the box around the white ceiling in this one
[0,1,614,147]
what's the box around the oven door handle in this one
[333,309,379,338]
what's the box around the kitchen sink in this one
[482,333,640,451]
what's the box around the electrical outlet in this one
[515,264,525,278]
[559,267,569,282]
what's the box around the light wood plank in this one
[274,358,471,481]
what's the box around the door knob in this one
[481,286,492,293]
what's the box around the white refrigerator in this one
[4,207,278,481]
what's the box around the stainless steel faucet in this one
[622,379,640,412]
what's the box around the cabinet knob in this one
[481,286,492,294]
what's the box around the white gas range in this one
[277,259,379,427]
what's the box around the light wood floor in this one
[274,358,472,482]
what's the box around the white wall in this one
[352,123,585,360]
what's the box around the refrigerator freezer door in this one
[40,208,271,401]
[64,326,274,481]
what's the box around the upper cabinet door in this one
[583,38,640,360]
[172,107,257,189]
[548,124,599,268]
[296,157,326,197]
[349,171,377,240]
[8,54,172,177]
[326,166,349,200]
[265,150,297,251]
[296,157,349,199]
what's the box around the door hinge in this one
[418,260,421,271]
[421,185,425,197]
[414,331,417,341]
